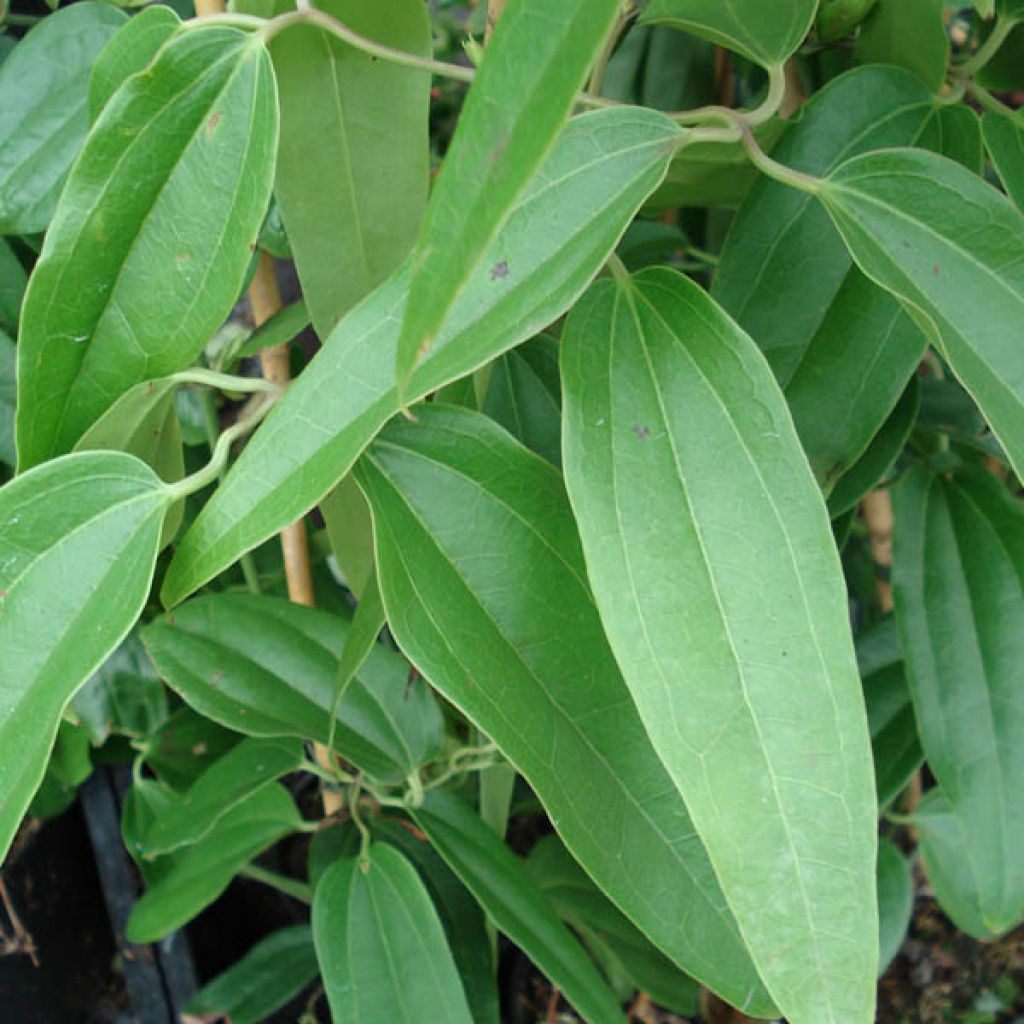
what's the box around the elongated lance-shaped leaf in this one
[126,782,303,942]
[526,834,700,1018]
[640,0,817,66]
[394,0,622,394]
[186,925,319,1024]
[370,817,500,1024]
[162,106,682,608]
[142,593,441,784]
[0,451,171,863]
[135,737,305,857]
[817,147,1024,481]
[560,267,878,1024]
[313,844,474,1024]
[88,5,181,121]
[354,404,773,1016]
[16,26,278,469]
[893,467,1024,936]
[877,838,914,975]
[272,0,431,340]
[410,790,623,1024]
[0,2,127,234]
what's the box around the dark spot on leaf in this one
[211,670,225,684]
[933,264,941,275]
[490,260,509,281]
[205,110,222,138]
[634,424,650,439]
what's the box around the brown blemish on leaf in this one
[490,260,509,281]
[634,424,650,439]
[205,110,222,138]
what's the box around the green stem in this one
[240,864,312,904]
[2,12,42,26]
[739,124,823,194]
[672,63,787,129]
[964,79,1015,116]
[605,251,632,286]
[171,368,279,394]
[167,394,274,501]
[956,14,1019,78]
[187,9,616,111]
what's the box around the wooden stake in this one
[862,488,894,613]
[701,990,758,1024]
[485,0,506,43]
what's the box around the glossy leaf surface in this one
[371,817,500,1024]
[855,0,949,90]
[162,106,681,606]
[640,0,817,65]
[142,593,441,783]
[0,3,127,234]
[819,147,1024,480]
[126,783,302,942]
[136,737,304,856]
[0,451,169,863]
[527,835,700,1017]
[88,5,181,121]
[561,268,878,1024]
[313,844,474,1024]
[714,66,934,388]
[411,790,623,1024]
[272,0,430,339]
[395,0,622,390]
[355,403,772,1015]
[16,26,278,468]
[893,467,1024,936]
[186,925,318,1024]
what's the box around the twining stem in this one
[674,63,788,129]
[955,14,1019,78]
[964,79,1016,116]
[171,367,278,394]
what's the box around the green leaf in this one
[321,474,376,599]
[395,0,622,393]
[371,817,500,1024]
[29,721,93,820]
[313,844,475,1024]
[818,147,1024,481]
[142,593,442,782]
[354,403,772,1016]
[126,782,302,942]
[825,378,921,518]
[15,26,278,469]
[186,925,319,1024]
[162,106,681,607]
[877,838,914,975]
[817,0,881,42]
[71,630,169,744]
[856,617,925,807]
[0,3,127,234]
[925,103,984,174]
[236,297,310,360]
[526,835,700,1018]
[893,467,1024,936]
[410,790,623,1024]
[74,376,186,544]
[482,334,562,465]
[640,0,817,65]
[561,267,878,1024]
[135,737,304,857]
[714,65,935,387]
[855,0,949,90]
[0,239,27,336]
[785,272,925,489]
[0,329,14,468]
[983,110,1024,210]
[915,787,999,939]
[139,705,242,792]
[88,5,181,121]
[272,0,430,340]
[0,451,170,863]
